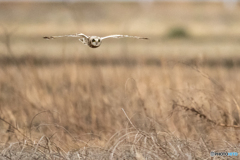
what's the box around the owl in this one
[43,33,148,48]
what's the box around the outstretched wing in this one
[101,35,148,40]
[43,33,88,39]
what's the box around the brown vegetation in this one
[0,1,240,159]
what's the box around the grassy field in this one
[0,1,240,159]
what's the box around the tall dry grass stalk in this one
[0,57,240,159]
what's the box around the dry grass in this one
[0,1,240,159]
[1,57,240,159]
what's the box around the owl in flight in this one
[43,33,148,48]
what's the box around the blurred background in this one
[0,0,240,60]
[1,0,240,151]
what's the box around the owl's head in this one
[88,36,102,48]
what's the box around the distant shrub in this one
[167,26,189,38]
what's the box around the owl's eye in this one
[92,39,95,42]
[98,39,100,42]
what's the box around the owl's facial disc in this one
[91,38,101,46]
[88,36,102,48]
